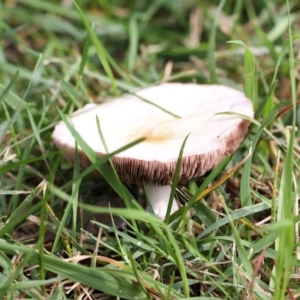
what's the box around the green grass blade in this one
[57,108,138,201]
[73,0,118,95]
[207,0,226,83]
[240,104,281,208]
[0,242,146,299]
[272,1,296,297]
[127,14,139,72]
[165,133,190,223]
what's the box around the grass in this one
[0,0,300,299]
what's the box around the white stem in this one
[145,184,178,219]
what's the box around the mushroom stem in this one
[145,184,178,219]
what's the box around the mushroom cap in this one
[52,83,253,185]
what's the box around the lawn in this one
[0,0,300,299]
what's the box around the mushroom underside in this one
[54,117,250,185]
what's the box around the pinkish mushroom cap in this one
[52,83,253,218]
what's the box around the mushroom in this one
[52,83,253,219]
